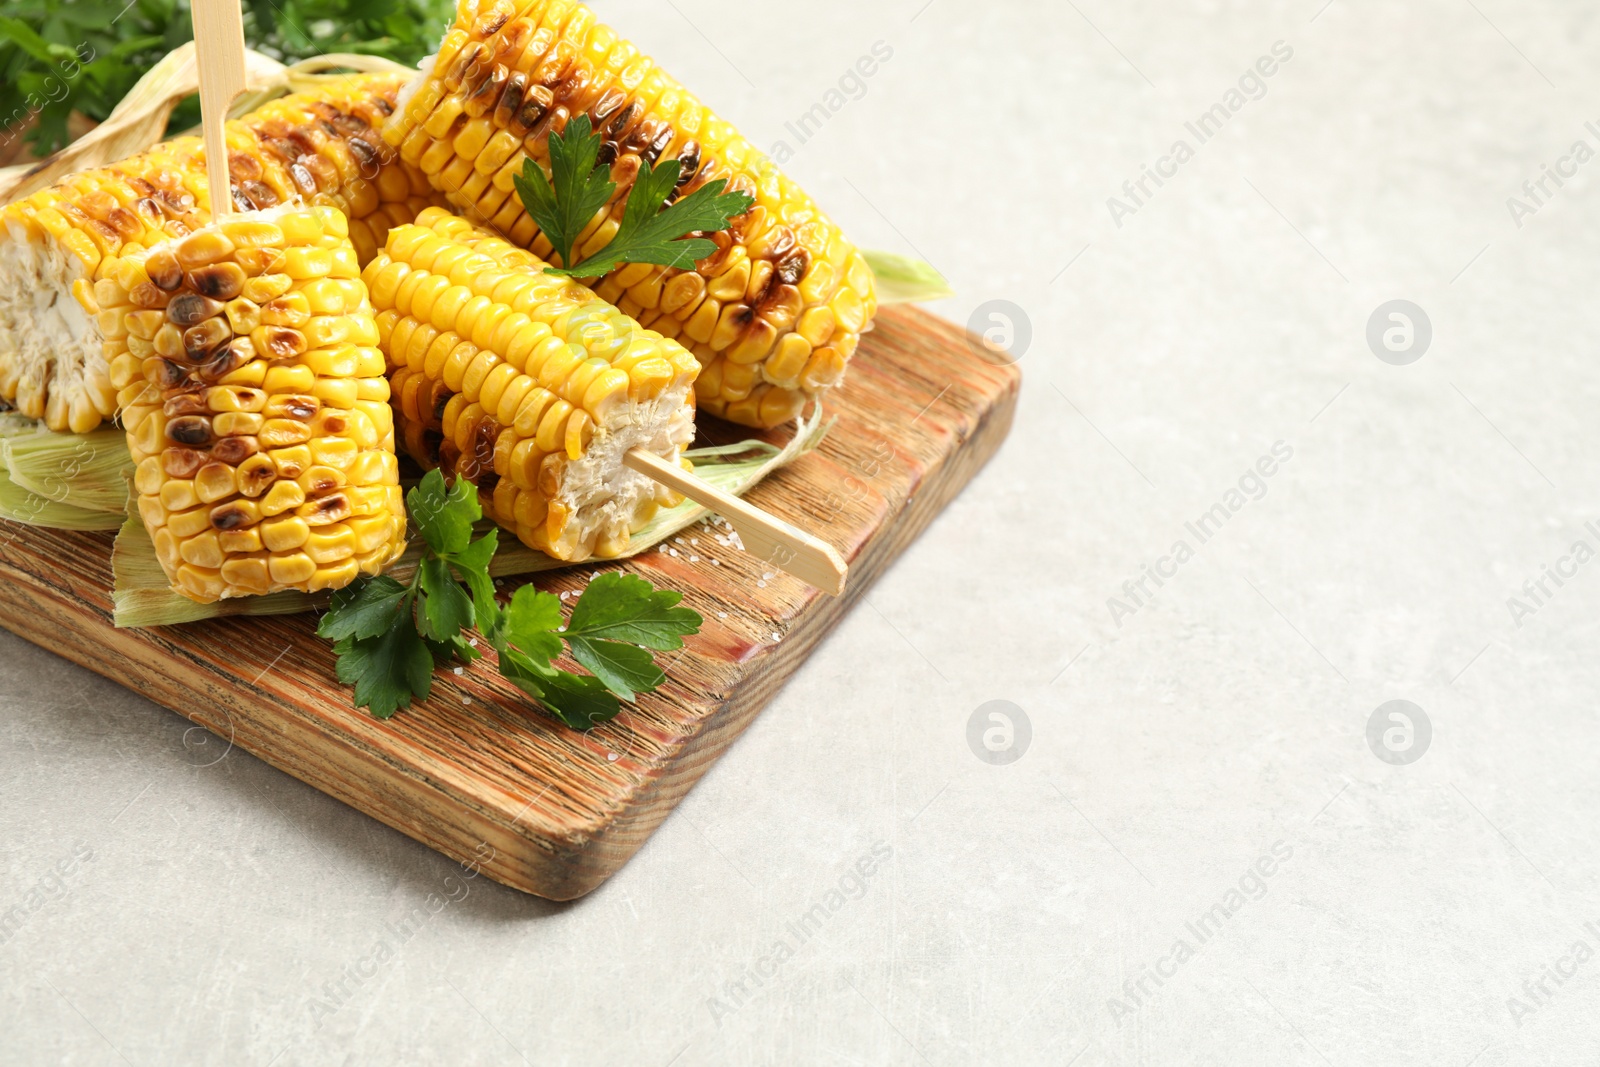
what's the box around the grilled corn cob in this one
[103,206,407,603]
[0,75,442,433]
[384,0,876,428]
[366,206,698,560]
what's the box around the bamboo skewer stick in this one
[190,0,248,221]
[624,448,848,596]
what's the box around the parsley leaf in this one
[513,113,754,280]
[496,644,619,731]
[416,556,475,641]
[333,627,434,720]
[408,468,478,556]
[566,637,663,702]
[497,585,565,665]
[563,573,701,650]
[533,671,620,731]
[452,529,500,624]
[512,116,616,270]
[425,634,482,668]
[318,576,410,642]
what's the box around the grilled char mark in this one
[162,448,206,479]
[494,71,530,131]
[347,137,383,173]
[642,124,675,168]
[464,416,500,488]
[422,430,446,467]
[466,64,509,119]
[210,435,258,466]
[511,84,553,138]
[473,5,513,37]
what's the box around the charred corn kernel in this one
[367,210,698,562]
[0,74,449,431]
[298,464,348,495]
[384,3,876,427]
[105,206,406,603]
[261,292,311,327]
[234,454,277,497]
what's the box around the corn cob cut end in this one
[384,0,877,428]
[0,214,120,433]
[371,207,698,562]
[105,205,407,604]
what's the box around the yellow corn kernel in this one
[267,552,317,584]
[280,246,334,280]
[260,479,308,517]
[261,515,311,551]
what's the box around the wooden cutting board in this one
[0,305,1020,900]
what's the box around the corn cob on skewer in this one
[103,205,407,603]
[366,206,698,561]
[384,0,877,428]
[0,75,443,433]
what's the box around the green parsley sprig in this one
[316,469,702,728]
[513,114,755,279]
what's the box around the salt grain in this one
[452,666,463,675]
[688,555,698,563]
[717,612,728,619]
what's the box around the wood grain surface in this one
[0,305,1020,900]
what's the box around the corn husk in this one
[110,408,831,628]
[865,249,954,304]
[0,415,129,530]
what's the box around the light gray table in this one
[5,1,1598,1063]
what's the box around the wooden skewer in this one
[624,448,848,596]
[190,0,248,221]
